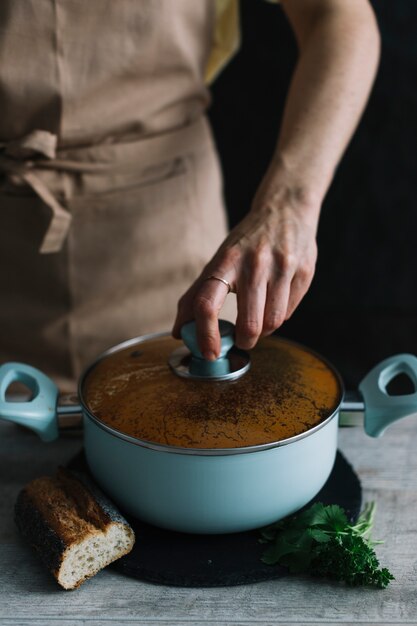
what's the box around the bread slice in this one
[15,468,135,589]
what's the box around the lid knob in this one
[181,320,235,365]
[169,319,250,381]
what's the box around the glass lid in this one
[82,326,343,450]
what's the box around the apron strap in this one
[0,118,214,254]
[0,130,72,254]
[21,170,72,254]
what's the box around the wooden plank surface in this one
[1,416,417,625]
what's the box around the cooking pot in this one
[1,321,417,534]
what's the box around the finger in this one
[261,275,292,336]
[172,280,200,339]
[235,254,268,349]
[173,246,239,340]
[193,278,231,360]
[285,269,313,321]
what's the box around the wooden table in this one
[1,415,416,626]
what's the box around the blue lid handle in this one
[359,353,417,437]
[0,362,59,442]
[181,320,234,378]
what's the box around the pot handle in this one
[0,362,59,442]
[359,353,417,437]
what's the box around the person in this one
[0,0,380,390]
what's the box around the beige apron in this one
[0,0,235,389]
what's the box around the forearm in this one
[173,1,381,355]
[257,0,380,215]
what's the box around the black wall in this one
[209,0,417,388]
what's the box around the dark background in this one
[209,0,417,388]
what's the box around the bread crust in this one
[15,489,66,575]
[15,469,135,589]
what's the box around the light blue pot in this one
[1,331,417,534]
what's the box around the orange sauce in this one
[83,336,342,449]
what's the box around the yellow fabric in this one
[206,0,277,84]
[206,0,240,84]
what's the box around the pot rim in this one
[78,331,345,457]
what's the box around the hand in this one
[173,0,380,360]
[172,181,320,360]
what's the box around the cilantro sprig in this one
[259,502,394,588]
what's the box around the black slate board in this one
[68,450,361,587]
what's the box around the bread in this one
[15,468,135,590]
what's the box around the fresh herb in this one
[259,502,394,588]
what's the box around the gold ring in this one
[205,275,232,293]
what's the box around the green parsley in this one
[259,502,394,588]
